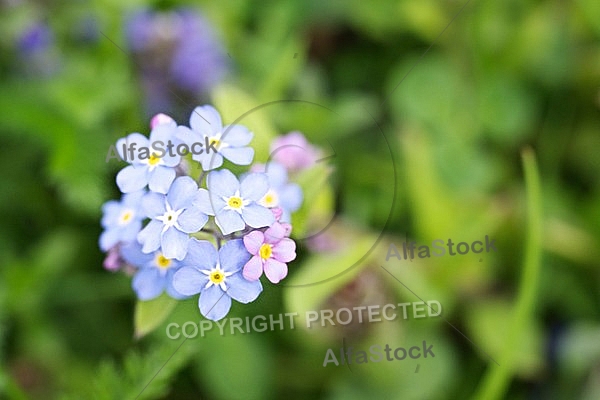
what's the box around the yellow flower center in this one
[119,210,134,224]
[148,153,161,166]
[156,254,172,269]
[259,244,273,260]
[209,137,220,149]
[259,189,279,208]
[228,196,243,209]
[209,270,225,284]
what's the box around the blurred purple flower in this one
[16,21,59,76]
[18,23,53,54]
[125,9,228,115]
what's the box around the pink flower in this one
[270,132,320,172]
[242,223,296,283]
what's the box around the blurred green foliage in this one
[0,0,599,399]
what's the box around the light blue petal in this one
[241,203,275,229]
[150,122,178,144]
[100,201,120,227]
[123,190,146,208]
[120,242,154,267]
[218,239,251,273]
[207,169,239,198]
[176,125,200,146]
[221,124,253,146]
[226,273,263,304]
[220,147,254,166]
[148,166,176,194]
[99,229,120,251]
[161,227,189,260]
[240,173,269,201]
[280,183,303,212]
[166,269,188,299]
[200,151,223,170]
[159,146,181,167]
[150,126,181,167]
[265,162,288,188]
[137,220,163,254]
[178,207,208,233]
[141,192,166,218]
[182,238,218,270]
[172,266,205,296]
[120,220,142,242]
[132,268,165,300]
[116,133,150,163]
[215,210,245,235]
[190,105,222,136]
[166,176,198,210]
[116,165,148,193]
[199,285,231,321]
[192,188,214,216]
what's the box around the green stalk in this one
[471,147,543,400]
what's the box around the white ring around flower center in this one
[118,209,135,225]
[259,189,279,208]
[201,263,233,292]
[156,201,184,231]
[222,190,250,214]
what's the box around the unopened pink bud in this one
[150,113,175,129]
[271,207,283,221]
[103,247,123,271]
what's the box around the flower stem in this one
[470,147,543,400]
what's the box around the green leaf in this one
[465,299,544,377]
[134,294,178,339]
[284,225,377,328]
[291,162,334,237]
[193,333,273,400]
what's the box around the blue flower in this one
[99,190,145,251]
[253,162,303,223]
[172,239,262,321]
[137,176,213,260]
[116,120,181,194]
[177,105,254,170]
[207,169,274,235]
[120,242,186,300]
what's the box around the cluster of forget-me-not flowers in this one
[100,105,320,321]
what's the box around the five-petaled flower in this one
[177,105,254,170]
[116,119,181,194]
[137,176,213,260]
[99,190,145,251]
[173,239,262,321]
[253,162,303,223]
[207,169,274,235]
[242,223,296,284]
[121,242,186,301]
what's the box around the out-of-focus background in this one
[1,0,599,399]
